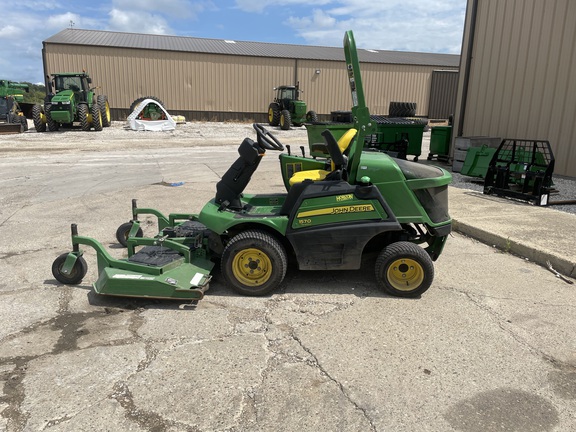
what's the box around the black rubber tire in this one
[306,110,318,123]
[375,241,434,297]
[98,95,111,127]
[20,115,28,131]
[280,110,291,130]
[389,102,417,117]
[79,104,90,131]
[32,104,46,132]
[115,222,144,247]
[45,104,59,132]
[268,103,280,126]
[129,97,146,114]
[129,96,164,115]
[52,253,88,285]
[91,102,103,131]
[221,230,287,296]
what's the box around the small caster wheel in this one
[116,222,144,247]
[52,253,88,285]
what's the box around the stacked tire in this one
[388,102,417,117]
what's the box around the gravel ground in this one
[449,171,576,215]
[417,130,576,215]
[2,120,575,215]
[0,120,309,155]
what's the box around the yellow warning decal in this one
[297,204,374,218]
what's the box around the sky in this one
[1,0,467,85]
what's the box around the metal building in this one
[428,70,459,120]
[42,29,459,122]
[454,0,576,177]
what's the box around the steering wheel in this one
[253,123,284,151]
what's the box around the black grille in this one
[413,186,450,224]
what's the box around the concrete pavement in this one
[1,126,575,431]
[449,187,576,280]
[418,131,576,281]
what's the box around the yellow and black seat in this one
[289,128,357,186]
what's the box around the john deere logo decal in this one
[297,204,374,218]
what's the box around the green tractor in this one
[0,79,29,101]
[268,83,318,130]
[51,31,452,301]
[32,72,111,132]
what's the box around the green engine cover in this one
[48,91,75,123]
[292,100,307,121]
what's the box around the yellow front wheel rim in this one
[268,108,274,123]
[232,248,272,287]
[387,258,424,291]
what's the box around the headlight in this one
[59,101,71,105]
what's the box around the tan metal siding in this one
[457,0,576,177]
[362,63,440,116]
[45,45,296,114]
[428,70,459,119]
[296,60,456,116]
[44,43,455,121]
[295,60,349,115]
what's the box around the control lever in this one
[300,146,305,157]
[286,144,291,156]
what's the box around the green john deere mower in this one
[52,31,452,300]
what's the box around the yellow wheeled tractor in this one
[268,83,318,130]
[32,72,111,132]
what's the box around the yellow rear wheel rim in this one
[232,248,272,287]
[387,258,424,291]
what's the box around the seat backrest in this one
[288,128,358,186]
[321,128,357,171]
[337,128,358,155]
[215,138,264,209]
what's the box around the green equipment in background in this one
[268,83,318,130]
[32,72,111,132]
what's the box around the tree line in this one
[21,82,47,104]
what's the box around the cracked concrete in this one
[1,123,576,431]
